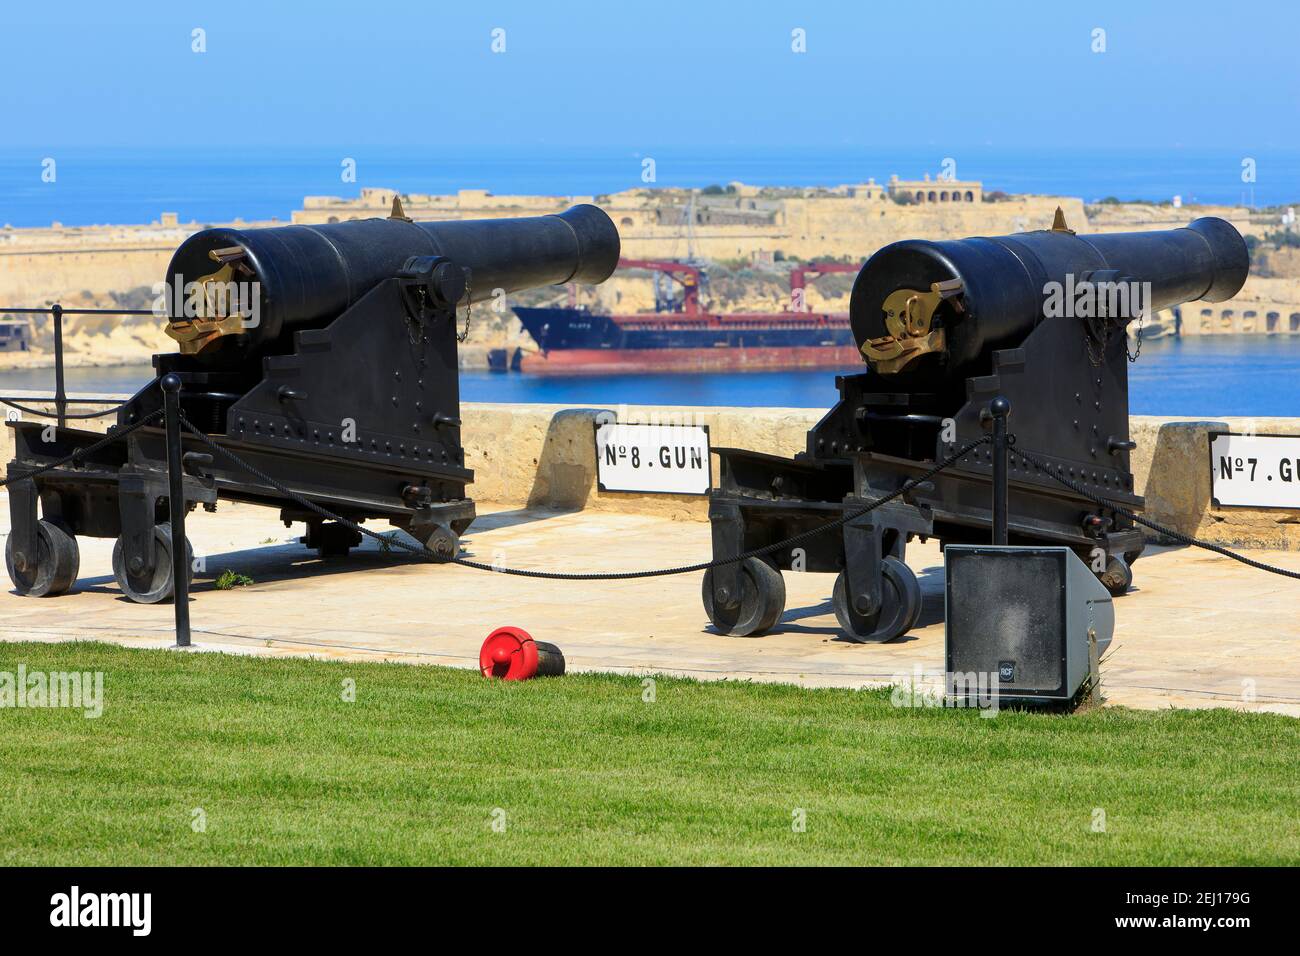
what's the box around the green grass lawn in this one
[0,641,1296,865]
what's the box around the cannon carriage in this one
[6,204,620,602]
[703,214,1249,642]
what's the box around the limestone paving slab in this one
[1,496,1297,716]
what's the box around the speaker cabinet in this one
[945,546,1114,703]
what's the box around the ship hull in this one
[513,305,860,375]
[519,345,862,375]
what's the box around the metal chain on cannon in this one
[1081,297,1119,368]
[1127,309,1145,363]
[1082,326,1106,367]
[404,305,423,348]
[1082,304,1145,366]
[1080,276,1146,366]
[457,271,473,343]
[400,268,472,348]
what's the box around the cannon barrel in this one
[849,216,1248,384]
[164,204,620,354]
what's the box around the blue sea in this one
[3,335,1296,417]
[1,146,1297,228]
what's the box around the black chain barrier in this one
[0,398,134,420]
[452,436,995,579]
[175,414,1299,581]
[1017,448,1300,580]
[177,412,990,580]
[0,409,164,487]
[6,410,1292,583]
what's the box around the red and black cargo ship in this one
[512,258,861,374]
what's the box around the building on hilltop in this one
[887,173,982,204]
[845,179,889,201]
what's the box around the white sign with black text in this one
[595,422,711,495]
[1210,432,1300,508]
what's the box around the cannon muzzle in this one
[849,215,1248,384]
[164,203,620,354]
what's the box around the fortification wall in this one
[0,247,171,304]
[0,218,276,306]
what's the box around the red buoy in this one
[479,626,565,680]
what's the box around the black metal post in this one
[51,304,66,428]
[161,374,192,647]
[990,395,1010,545]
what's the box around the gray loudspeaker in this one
[944,546,1114,704]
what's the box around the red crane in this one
[609,258,859,317]
[617,258,705,316]
[789,261,860,313]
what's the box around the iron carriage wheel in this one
[702,556,786,637]
[5,519,79,597]
[831,556,921,643]
[112,524,194,604]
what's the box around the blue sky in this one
[1,0,1296,151]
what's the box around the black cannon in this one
[6,203,620,602]
[703,213,1248,642]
